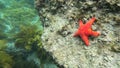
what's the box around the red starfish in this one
[73,17,100,46]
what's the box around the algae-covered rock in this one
[35,0,120,68]
[111,45,120,53]
[106,0,120,5]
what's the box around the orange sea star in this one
[73,17,100,46]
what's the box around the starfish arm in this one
[81,35,89,46]
[86,29,100,37]
[79,20,84,28]
[85,17,96,29]
[73,30,79,37]
[90,30,100,37]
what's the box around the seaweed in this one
[2,7,37,26]
[0,40,7,51]
[0,1,39,36]
[0,51,14,68]
[0,0,48,68]
[14,24,43,51]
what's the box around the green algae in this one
[0,51,14,68]
[0,32,7,39]
[3,8,37,24]
[14,24,43,51]
[1,7,38,35]
[0,0,57,68]
[0,40,7,51]
[0,0,40,36]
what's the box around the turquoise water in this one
[0,0,57,68]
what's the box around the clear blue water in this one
[0,0,57,68]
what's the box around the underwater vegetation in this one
[14,24,56,68]
[13,24,57,68]
[0,40,7,51]
[0,0,54,68]
[0,0,40,37]
[37,48,56,68]
[0,32,7,40]
[0,0,57,68]
[0,51,14,68]
[0,21,14,68]
[3,8,37,24]
[1,7,38,36]
[14,24,43,51]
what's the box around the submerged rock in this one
[35,0,120,68]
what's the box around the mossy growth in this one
[0,38,13,68]
[1,0,37,22]
[0,0,39,35]
[2,7,37,25]
[14,24,43,51]
[9,0,34,8]
[0,1,42,41]
[0,40,7,51]
[0,51,14,68]
[0,32,7,40]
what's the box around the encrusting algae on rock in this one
[35,0,120,67]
